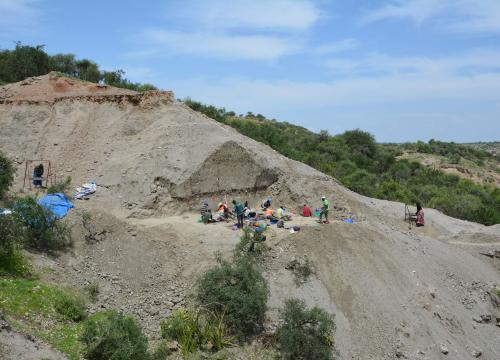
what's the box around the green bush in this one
[0,215,30,276]
[47,176,72,195]
[197,257,268,337]
[160,307,232,358]
[13,195,72,252]
[0,152,15,199]
[54,291,87,321]
[80,311,149,360]
[277,299,336,360]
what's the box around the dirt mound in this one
[0,72,137,103]
[1,76,499,360]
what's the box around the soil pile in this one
[0,74,499,360]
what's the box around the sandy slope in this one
[0,75,499,359]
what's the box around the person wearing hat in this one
[319,196,330,224]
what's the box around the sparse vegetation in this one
[47,176,72,196]
[81,210,104,243]
[13,195,72,252]
[234,228,269,259]
[0,152,15,199]
[277,298,336,360]
[84,282,100,302]
[160,307,233,358]
[80,310,149,360]
[286,257,315,286]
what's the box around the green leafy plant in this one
[80,311,149,360]
[84,282,99,302]
[160,307,233,358]
[13,195,72,252]
[47,176,72,195]
[54,291,87,321]
[0,215,30,276]
[0,152,15,199]
[277,298,336,360]
[197,257,268,337]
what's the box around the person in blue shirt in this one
[232,199,245,228]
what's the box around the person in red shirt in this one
[416,202,425,227]
[302,204,312,217]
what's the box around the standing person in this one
[200,200,212,224]
[415,202,425,227]
[33,164,44,188]
[319,196,330,224]
[302,204,312,217]
[232,200,244,228]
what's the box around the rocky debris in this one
[472,314,492,324]
[440,343,449,355]
[471,348,482,358]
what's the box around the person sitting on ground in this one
[265,206,274,220]
[415,202,425,227]
[200,200,212,224]
[261,196,272,210]
[302,204,312,217]
[232,199,245,229]
[319,196,330,224]
[276,206,291,221]
[252,219,267,234]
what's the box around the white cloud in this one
[131,0,321,62]
[169,49,500,116]
[324,49,500,77]
[142,29,301,61]
[171,0,320,31]
[363,0,448,24]
[363,0,500,34]
[314,38,359,54]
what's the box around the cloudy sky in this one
[1,0,500,142]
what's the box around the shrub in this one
[286,257,315,286]
[0,215,30,276]
[54,291,87,321]
[0,152,15,199]
[150,340,172,360]
[47,176,72,195]
[234,228,269,259]
[277,299,336,360]
[80,311,149,360]
[160,307,232,358]
[13,195,72,252]
[85,282,100,302]
[197,257,268,337]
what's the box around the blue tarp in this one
[37,193,74,219]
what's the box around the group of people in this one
[200,195,332,229]
[300,196,330,224]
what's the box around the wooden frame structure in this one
[23,160,56,190]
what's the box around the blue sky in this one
[1,0,500,142]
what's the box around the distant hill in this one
[464,141,500,157]
[184,98,500,225]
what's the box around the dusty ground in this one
[0,75,499,359]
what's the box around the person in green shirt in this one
[232,199,245,228]
[319,196,330,224]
